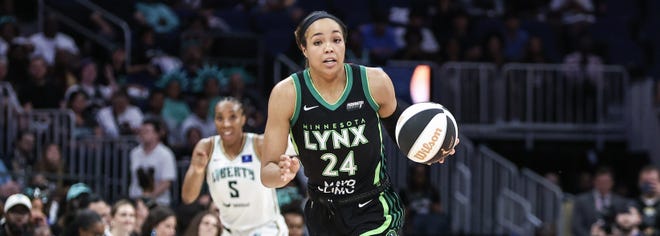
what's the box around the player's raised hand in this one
[191,149,210,172]
[279,155,300,182]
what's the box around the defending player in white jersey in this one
[182,97,287,236]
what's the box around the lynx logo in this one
[385,230,398,236]
[346,101,364,111]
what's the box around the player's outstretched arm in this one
[261,78,300,188]
[181,137,213,204]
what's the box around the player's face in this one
[302,18,345,76]
[214,101,246,145]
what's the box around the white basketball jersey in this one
[206,133,281,231]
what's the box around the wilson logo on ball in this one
[414,128,442,161]
[395,102,458,164]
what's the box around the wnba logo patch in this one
[241,155,252,163]
[346,101,364,111]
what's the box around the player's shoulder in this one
[271,76,297,98]
[361,66,391,86]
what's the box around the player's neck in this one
[222,133,245,159]
[308,68,346,102]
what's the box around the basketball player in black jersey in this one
[261,11,457,235]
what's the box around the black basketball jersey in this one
[289,63,389,200]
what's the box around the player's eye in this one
[313,41,322,46]
[334,38,342,44]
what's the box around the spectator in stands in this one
[564,34,603,79]
[18,56,62,109]
[29,14,79,65]
[109,199,137,236]
[360,10,400,65]
[88,197,112,235]
[345,27,369,65]
[97,89,144,138]
[481,32,506,67]
[180,14,213,52]
[522,36,548,63]
[129,119,177,206]
[180,96,215,142]
[399,164,450,235]
[394,27,437,61]
[590,205,642,236]
[178,124,201,155]
[141,206,177,236]
[394,10,439,56]
[634,165,660,235]
[61,209,106,236]
[102,47,128,87]
[563,34,602,123]
[6,36,32,88]
[226,71,266,132]
[502,13,529,62]
[182,211,222,236]
[134,0,180,34]
[0,194,33,236]
[572,167,630,236]
[132,198,151,236]
[24,187,50,232]
[144,89,165,119]
[66,90,101,139]
[192,65,224,121]
[430,0,463,43]
[174,195,206,234]
[447,10,475,50]
[52,49,79,95]
[34,143,66,188]
[8,130,35,175]
[33,225,52,236]
[0,16,19,56]
[181,44,204,78]
[54,182,95,235]
[156,71,191,139]
[440,37,464,62]
[65,58,116,110]
[128,27,160,85]
[281,204,306,236]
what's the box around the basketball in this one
[395,102,459,164]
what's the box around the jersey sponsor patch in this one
[241,155,252,163]
[346,100,364,111]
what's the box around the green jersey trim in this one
[303,64,353,111]
[290,75,302,125]
[360,66,380,111]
